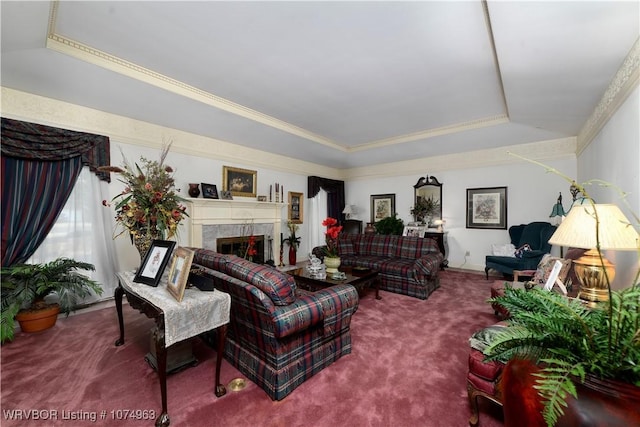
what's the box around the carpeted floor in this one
[1,269,504,427]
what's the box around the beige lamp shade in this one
[548,203,639,250]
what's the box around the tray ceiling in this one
[1,1,638,168]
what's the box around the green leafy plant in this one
[283,221,301,250]
[1,258,103,343]
[374,214,404,235]
[410,196,440,223]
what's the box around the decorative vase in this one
[133,229,160,260]
[188,183,201,198]
[324,256,341,274]
[364,223,376,234]
[288,246,297,265]
[16,304,60,334]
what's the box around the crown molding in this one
[577,37,640,154]
[0,87,339,179]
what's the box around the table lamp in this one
[432,219,445,232]
[342,205,355,219]
[548,203,639,304]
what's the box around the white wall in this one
[346,157,576,271]
[577,86,640,289]
[110,141,312,272]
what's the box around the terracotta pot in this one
[364,223,376,234]
[324,257,341,274]
[288,246,297,265]
[16,304,60,334]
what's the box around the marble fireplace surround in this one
[184,198,286,262]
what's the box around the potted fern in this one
[1,258,103,343]
[484,160,640,426]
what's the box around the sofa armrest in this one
[271,295,325,339]
[414,253,444,279]
[308,284,359,335]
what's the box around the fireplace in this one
[217,235,265,264]
[183,198,286,265]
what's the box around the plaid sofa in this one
[327,234,443,300]
[191,248,359,401]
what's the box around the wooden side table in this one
[114,271,231,427]
[424,230,449,269]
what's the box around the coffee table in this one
[288,266,381,300]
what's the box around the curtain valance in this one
[307,176,345,221]
[1,117,111,182]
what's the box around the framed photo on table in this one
[134,240,176,286]
[288,191,303,224]
[403,225,427,237]
[466,187,507,229]
[167,247,195,302]
[371,193,396,223]
[223,166,257,198]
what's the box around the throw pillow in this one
[531,254,572,288]
[492,243,516,257]
[514,244,532,259]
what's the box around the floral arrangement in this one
[283,221,301,250]
[322,217,343,258]
[100,143,188,241]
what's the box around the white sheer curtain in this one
[28,167,119,305]
[308,188,328,250]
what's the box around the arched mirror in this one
[412,175,442,227]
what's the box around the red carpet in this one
[1,269,504,427]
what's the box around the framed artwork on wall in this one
[370,193,396,223]
[167,247,195,302]
[288,191,303,224]
[201,183,219,199]
[223,166,257,198]
[466,186,508,229]
[133,240,176,286]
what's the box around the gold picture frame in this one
[166,247,194,302]
[288,191,303,224]
[223,166,257,197]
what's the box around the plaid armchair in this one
[192,249,359,401]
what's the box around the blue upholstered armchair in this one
[484,222,557,279]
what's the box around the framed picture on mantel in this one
[223,166,256,198]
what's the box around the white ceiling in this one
[1,1,638,169]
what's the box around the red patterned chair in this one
[467,324,507,426]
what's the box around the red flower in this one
[323,217,342,257]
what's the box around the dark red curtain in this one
[1,118,110,266]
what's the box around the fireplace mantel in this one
[184,198,287,258]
